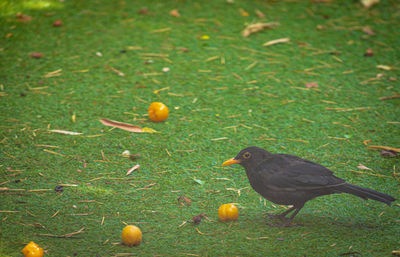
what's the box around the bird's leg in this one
[267,206,296,220]
[267,205,304,227]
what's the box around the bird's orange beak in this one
[222,158,240,166]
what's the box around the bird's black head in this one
[222,146,272,169]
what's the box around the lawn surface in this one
[1,0,399,256]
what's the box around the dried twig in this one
[263,38,290,47]
[379,94,400,100]
[36,227,85,238]
[367,145,400,153]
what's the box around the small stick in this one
[36,227,85,238]
[379,94,400,100]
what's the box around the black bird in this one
[222,146,396,226]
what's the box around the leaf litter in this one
[241,22,279,37]
[100,118,157,133]
[263,38,290,47]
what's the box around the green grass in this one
[1,0,399,256]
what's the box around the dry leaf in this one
[99,118,157,133]
[364,48,374,57]
[138,8,148,15]
[169,9,180,17]
[361,0,379,8]
[376,65,392,71]
[263,38,290,47]
[177,196,192,206]
[52,20,63,27]
[241,22,279,37]
[16,13,32,22]
[255,9,265,18]
[240,9,249,16]
[362,26,375,36]
[357,163,372,171]
[122,150,131,157]
[192,213,207,225]
[392,250,400,256]
[126,164,140,176]
[142,127,158,133]
[50,129,83,135]
[380,149,399,158]
[29,52,44,59]
[305,82,319,88]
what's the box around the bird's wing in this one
[256,154,345,190]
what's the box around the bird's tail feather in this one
[337,183,395,205]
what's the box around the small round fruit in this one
[218,203,239,222]
[21,241,43,257]
[121,225,142,246]
[148,102,169,122]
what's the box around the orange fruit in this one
[121,225,142,246]
[218,203,239,222]
[148,102,169,122]
[21,241,43,257]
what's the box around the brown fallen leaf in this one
[357,163,372,171]
[29,52,44,59]
[392,250,400,256]
[16,13,32,22]
[52,20,63,27]
[50,129,83,135]
[126,164,140,176]
[177,196,192,206]
[192,213,207,225]
[241,22,278,37]
[305,82,319,88]
[138,8,148,15]
[255,9,265,18]
[362,26,375,36]
[169,9,180,17]
[263,38,290,47]
[100,118,157,133]
[380,149,399,158]
[364,48,374,57]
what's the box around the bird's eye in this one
[243,152,251,159]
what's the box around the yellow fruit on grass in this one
[148,102,169,122]
[218,203,239,222]
[21,241,43,257]
[121,225,142,246]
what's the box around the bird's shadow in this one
[262,211,388,231]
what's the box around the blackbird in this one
[222,146,395,226]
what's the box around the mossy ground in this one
[0,0,399,256]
